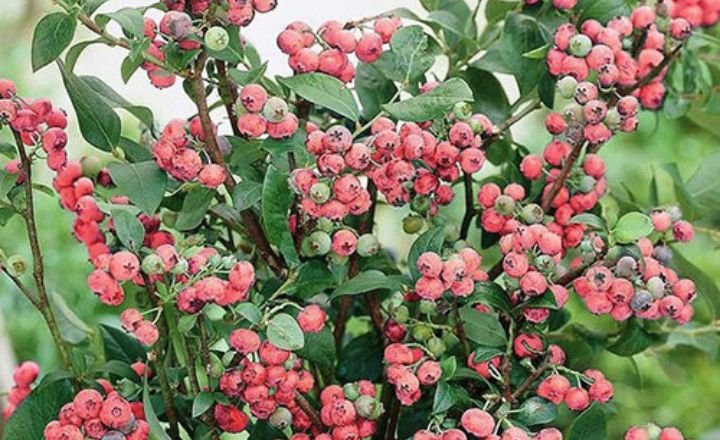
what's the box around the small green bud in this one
[342,383,361,401]
[557,76,578,99]
[452,102,473,120]
[411,324,434,342]
[521,203,544,224]
[356,234,380,257]
[427,336,446,357]
[418,300,437,315]
[309,182,331,204]
[494,195,516,216]
[6,255,27,277]
[391,305,410,324]
[410,195,432,215]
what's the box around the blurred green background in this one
[1,0,720,438]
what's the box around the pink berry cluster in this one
[626,424,685,440]
[2,361,40,421]
[236,84,300,139]
[0,79,69,178]
[546,6,692,115]
[120,308,160,346]
[161,0,277,27]
[176,257,257,313]
[414,407,564,440]
[573,235,696,323]
[537,369,614,412]
[413,248,489,300]
[293,124,372,221]
[362,114,489,213]
[499,227,573,323]
[383,343,441,406]
[670,0,720,26]
[277,16,402,82]
[152,118,227,187]
[524,0,577,11]
[220,331,316,430]
[309,382,382,439]
[44,388,148,440]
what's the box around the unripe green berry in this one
[342,383,361,401]
[443,223,460,242]
[521,203,544,224]
[412,324,434,342]
[309,182,331,204]
[557,76,578,99]
[80,156,102,178]
[391,305,410,324]
[112,147,125,160]
[646,276,666,299]
[208,254,222,267]
[204,26,230,51]
[615,255,638,278]
[262,97,289,123]
[604,108,621,129]
[403,214,425,234]
[569,34,592,57]
[355,395,382,420]
[410,195,432,215]
[668,206,683,222]
[563,103,584,122]
[494,195,516,216]
[303,230,331,257]
[534,254,555,273]
[269,407,293,430]
[427,336,446,357]
[469,118,485,135]
[316,217,334,233]
[356,234,380,257]
[221,255,236,269]
[418,300,437,315]
[142,254,164,275]
[578,175,597,193]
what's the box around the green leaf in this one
[375,25,438,83]
[3,379,74,439]
[176,187,214,231]
[143,380,172,440]
[294,260,336,299]
[461,67,510,122]
[337,332,384,382]
[611,212,653,244]
[440,356,458,379]
[92,360,140,382]
[267,313,305,351]
[100,323,147,364]
[111,207,145,250]
[50,292,93,345]
[98,8,145,38]
[476,13,547,94]
[65,39,103,71]
[408,227,446,281]
[278,73,360,122]
[472,346,504,363]
[81,75,154,129]
[384,78,474,122]
[514,397,557,427]
[107,161,167,215]
[229,62,269,86]
[119,136,153,163]
[0,141,16,159]
[356,62,398,120]
[684,151,720,218]
[59,61,121,151]
[296,327,336,378]
[261,165,300,267]
[232,179,262,211]
[32,12,77,72]
[331,270,407,299]
[607,319,652,357]
[192,392,216,418]
[459,306,507,347]
[432,381,458,414]
[671,246,720,318]
[569,213,607,231]
[576,0,630,23]
[566,403,607,440]
[471,282,511,312]
[235,303,262,324]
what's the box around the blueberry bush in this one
[1,0,720,439]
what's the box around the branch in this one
[460,172,476,240]
[510,354,552,402]
[541,141,586,212]
[295,392,323,427]
[482,98,542,148]
[10,130,77,377]
[190,53,286,276]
